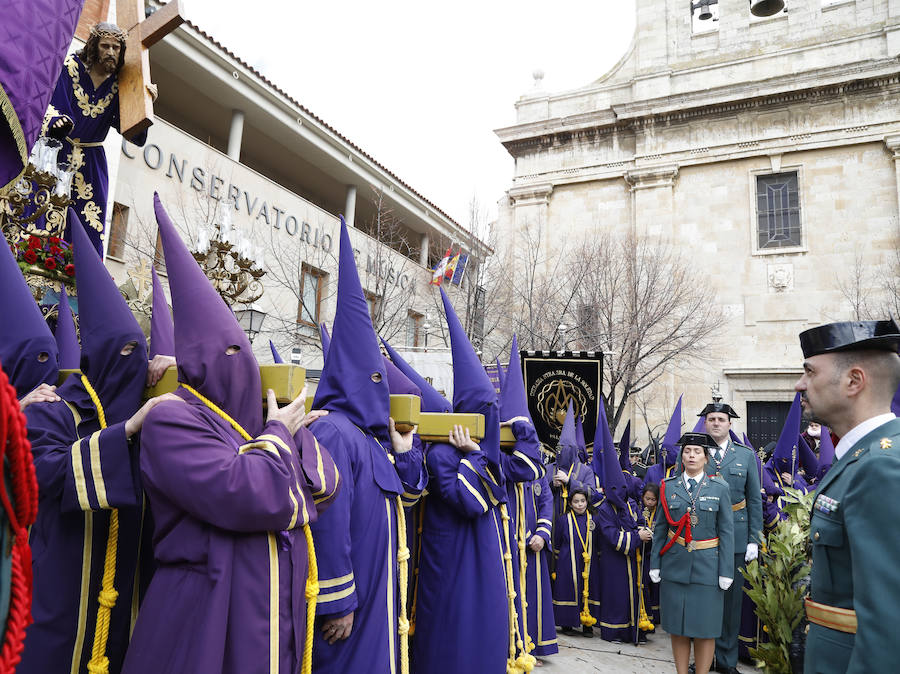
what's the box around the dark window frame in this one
[297,264,326,326]
[756,171,802,250]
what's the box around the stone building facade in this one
[495,0,900,445]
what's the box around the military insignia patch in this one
[588,519,596,531]
[814,494,840,514]
[881,438,893,450]
[534,483,542,496]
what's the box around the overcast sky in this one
[183,1,637,227]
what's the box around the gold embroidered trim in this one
[67,55,118,118]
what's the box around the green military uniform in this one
[650,473,734,638]
[711,439,763,669]
[805,417,900,674]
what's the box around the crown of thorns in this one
[89,22,127,42]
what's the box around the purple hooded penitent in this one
[58,208,147,425]
[798,435,819,484]
[495,357,506,396]
[661,395,683,466]
[770,392,803,479]
[20,208,148,674]
[149,267,175,359]
[122,195,341,674]
[619,420,632,472]
[0,0,83,189]
[593,395,644,644]
[153,194,261,432]
[557,399,580,472]
[575,411,590,464]
[743,433,753,450]
[0,238,58,395]
[54,285,80,370]
[692,415,706,433]
[381,337,452,413]
[497,335,529,421]
[268,340,284,364]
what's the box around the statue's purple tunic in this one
[308,217,426,674]
[20,211,150,674]
[44,54,147,255]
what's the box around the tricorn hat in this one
[677,432,717,449]
[799,319,900,359]
[697,402,739,419]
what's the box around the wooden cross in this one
[117,0,185,140]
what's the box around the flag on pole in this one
[430,247,452,286]
[451,253,468,285]
[444,248,461,281]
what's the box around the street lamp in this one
[234,305,267,344]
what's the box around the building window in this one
[406,311,423,347]
[756,171,802,250]
[107,203,129,259]
[365,292,381,324]
[297,264,326,326]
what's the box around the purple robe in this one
[414,443,509,672]
[518,473,557,656]
[501,422,554,658]
[44,54,146,256]
[551,461,596,523]
[640,504,661,625]
[122,395,339,673]
[552,510,601,628]
[642,461,678,490]
[21,396,147,674]
[595,498,644,644]
[308,413,426,674]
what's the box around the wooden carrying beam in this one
[57,366,514,444]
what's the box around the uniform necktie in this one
[715,449,722,463]
[688,478,697,494]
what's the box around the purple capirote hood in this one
[54,284,80,370]
[313,216,390,439]
[380,337,451,413]
[269,340,284,364]
[593,396,626,507]
[440,286,500,469]
[0,236,57,394]
[149,266,175,358]
[772,392,803,478]
[659,394,683,467]
[154,193,261,433]
[497,335,531,422]
[618,421,632,473]
[63,208,147,425]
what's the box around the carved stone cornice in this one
[508,183,553,206]
[625,165,679,190]
[884,134,900,159]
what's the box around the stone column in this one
[624,165,679,238]
[344,185,357,227]
[885,135,900,211]
[508,183,554,258]
[227,109,244,161]
[419,231,430,267]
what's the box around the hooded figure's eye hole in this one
[37,352,50,363]
[225,345,241,355]
[371,372,382,383]
[120,341,137,356]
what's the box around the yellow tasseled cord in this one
[408,497,425,637]
[395,497,411,674]
[515,484,536,668]
[81,375,118,674]
[181,383,318,674]
[499,503,532,674]
[635,549,654,632]
[569,511,596,628]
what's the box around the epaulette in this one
[709,475,729,487]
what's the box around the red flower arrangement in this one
[13,235,74,279]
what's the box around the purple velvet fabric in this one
[771,392,803,478]
[0,0,83,188]
[268,340,284,364]
[319,322,331,358]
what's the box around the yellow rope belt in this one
[499,502,534,673]
[81,375,117,674]
[569,511,596,629]
[516,484,534,657]
[395,496,410,674]
[181,384,318,674]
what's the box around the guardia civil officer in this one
[795,319,900,674]
[649,433,734,674]
[698,402,762,674]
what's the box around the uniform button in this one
[814,532,820,541]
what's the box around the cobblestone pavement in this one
[536,629,763,673]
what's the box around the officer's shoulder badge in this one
[710,475,728,487]
[880,437,893,450]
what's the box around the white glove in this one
[745,543,759,563]
[649,569,661,584]
[718,576,733,591]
